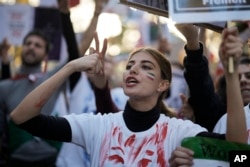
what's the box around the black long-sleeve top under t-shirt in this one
[60,12,81,91]
[17,102,225,143]
[184,43,226,132]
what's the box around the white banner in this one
[182,137,250,167]
[168,0,250,23]
[0,4,34,46]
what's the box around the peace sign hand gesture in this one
[87,32,108,88]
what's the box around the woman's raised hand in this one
[69,52,101,74]
[87,32,109,88]
[175,23,200,50]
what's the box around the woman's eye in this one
[142,65,151,70]
[126,65,132,70]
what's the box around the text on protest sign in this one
[168,0,250,23]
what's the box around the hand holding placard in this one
[226,21,249,74]
[227,21,234,74]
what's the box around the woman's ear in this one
[157,80,170,93]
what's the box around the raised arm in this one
[219,26,247,143]
[176,24,225,132]
[79,0,108,56]
[87,33,120,114]
[10,53,103,125]
[58,0,81,91]
[169,25,247,167]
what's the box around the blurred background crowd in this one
[2,0,248,88]
[0,0,250,166]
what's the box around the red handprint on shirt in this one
[100,123,168,167]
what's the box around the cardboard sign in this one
[119,0,226,32]
[119,0,168,17]
[168,0,250,24]
[168,0,250,33]
[0,5,34,46]
[0,4,62,60]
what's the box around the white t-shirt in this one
[64,112,207,167]
[55,73,96,167]
[213,104,250,144]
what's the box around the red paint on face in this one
[146,72,155,81]
[146,75,154,81]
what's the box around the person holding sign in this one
[168,24,247,166]
[176,23,250,132]
[9,33,246,166]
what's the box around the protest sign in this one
[0,4,62,60]
[0,5,34,46]
[119,0,227,32]
[168,0,250,24]
[181,137,250,167]
[119,0,168,17]
[168,0,250,33]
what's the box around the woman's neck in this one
[123,101,160,132]
[128,97,158,112]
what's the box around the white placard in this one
[119,0,227,32]
[0,4,34,46]
[168,0,250,23]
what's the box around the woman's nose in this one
[129,66,138,75]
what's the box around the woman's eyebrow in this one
[141,60,156,67]
[127,60,135,65]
